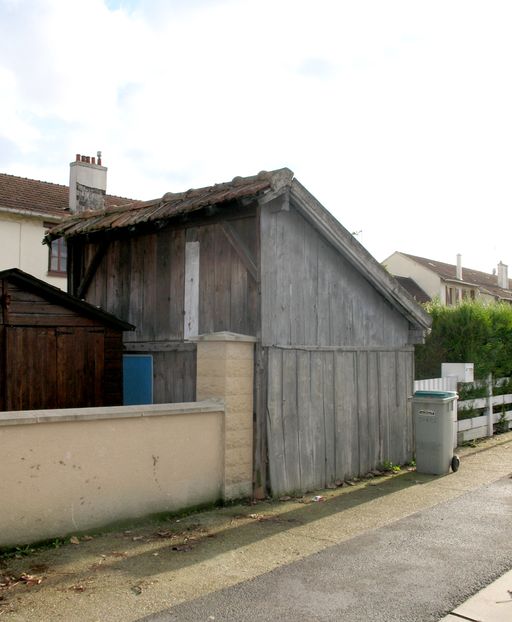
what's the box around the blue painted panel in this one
[123,355,153,405]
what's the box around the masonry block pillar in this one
[193,332,256,500]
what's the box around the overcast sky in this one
[1,0,511,274]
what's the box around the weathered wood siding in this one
[0,281,124,411]
[76,213,258,403]
[260,203,410,347]
[260,201,415,495]
[266,346,414,496]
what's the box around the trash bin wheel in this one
[451,455,460,472]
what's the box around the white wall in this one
[383,252,443,302]
[0,212,66,289]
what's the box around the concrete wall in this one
[0,212,66,289]
[0,333,255,547]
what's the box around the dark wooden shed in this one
[0,268,133,411]
[46,168,431,496]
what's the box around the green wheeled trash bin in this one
[412,390,460,475]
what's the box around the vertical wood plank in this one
[198,225,215,335]
[316,238,331,347]
[367,351,380,470]
[213,225,231,332]
[297,350,313,491]
[266,348,285,495]
[357,351,369,475]
[170,229,186,340]
[259,206,277,346]
[282,349,300,492]
[302,218,318,346]
[155,229,172,341]
[184,241,200,338]
[323,351,336,484]
[230,250,248,334]
[143,233,157,341]
[377,352,390,464]
[387,351,401,465]
[253,344,268,497]
[310,350,327,488]
[334,351,359,480]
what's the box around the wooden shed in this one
[46,168,431,496]
[0,268,133,411]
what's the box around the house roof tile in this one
[401,252,512,300]
[45,168,294,240]
[394,276,431,304]
[0,172,138,219]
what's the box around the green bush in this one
[415,300,512,380]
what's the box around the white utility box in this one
[441,362,474,383]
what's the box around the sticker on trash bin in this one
[418,409,436,416]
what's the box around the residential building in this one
[383,251,512,305]
[0,155,137,290]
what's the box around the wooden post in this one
[486,373,493,437]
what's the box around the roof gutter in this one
[0,205,64,222]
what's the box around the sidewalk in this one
[440,568,512,622]
[1,432,511,621]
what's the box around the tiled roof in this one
[394,276,431,304]
[46,168,294,240]
[401,252,512,300]
[0,172,138,219]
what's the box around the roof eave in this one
[0,268,134,331]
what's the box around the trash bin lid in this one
[413,390,458,399]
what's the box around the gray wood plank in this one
[169,229,185,340]
[323,351,336,484]
[281,349,300,492]
[213,225,231,332]
[198,225,215,335]
[259,206,277,346]
[254,345,268,498]
[377,351,391,464]
[309,351,328,487]
[367,351,380,470]
[334,351,359,480]
[357,351,370,475]
[142,233,157,341]
[266,348,285,496]
[296,350,312,491]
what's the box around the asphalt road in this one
[140,476,512,622]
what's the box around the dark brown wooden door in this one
[5,326,105,411]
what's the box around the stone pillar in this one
[193,332,256,500]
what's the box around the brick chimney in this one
[497,261,508,289]
[69,152,107,213]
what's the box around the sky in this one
[1,0,511,274]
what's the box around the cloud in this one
[1,0,512,270]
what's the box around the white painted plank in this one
[184,241,199,339]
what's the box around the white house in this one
[0,155,137,290]
[383,251,512,305]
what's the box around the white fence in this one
[457,376,512,443]
[415,375,512,444]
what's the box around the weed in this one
[381,460,401,473]
[495,407,509,435]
